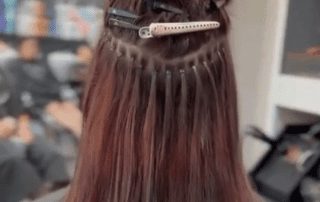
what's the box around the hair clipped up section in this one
[66,0,258,202]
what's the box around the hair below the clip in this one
[65,0,257,202]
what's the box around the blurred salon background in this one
[0,0,320,201]
[0,0,101,201]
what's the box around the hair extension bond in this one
[66,0,259,201]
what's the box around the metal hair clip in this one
[139,21,220,38]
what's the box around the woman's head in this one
[66,0,255,202]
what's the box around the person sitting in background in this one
[45,44,93,138]
[0,37,75,201]
[44,44,92,138]
[6,37,80,136]
[46,43,93,106]
[7,37,62,117]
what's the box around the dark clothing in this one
[0,157,42,202]
[26,137,70,183]
[0,139,39,202]
[0,140,70,202]
[6,58,62,117]
[0,120,72,202]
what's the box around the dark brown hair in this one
[66,0,257,201]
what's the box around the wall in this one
[227,0,269,131]
[226,0,273,171]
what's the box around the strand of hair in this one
[142,71,157,202]
[177,69,188,201]
[159,71,172,163]
[189,66,204,201]
[105,56,132,202]
[118,60,141,202]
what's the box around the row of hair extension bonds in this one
[109,25,223,67]
[106,32,221,85]
[104,25,223,105]
[105,32,135,70]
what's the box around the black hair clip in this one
[153,1,184,15]
[145,0,185,15]
[108,8,139,19]
[109,18,141,30]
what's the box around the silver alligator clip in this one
[139,21,220,39]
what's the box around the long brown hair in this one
[66,0,256,201]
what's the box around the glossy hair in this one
[66,0,256,201]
